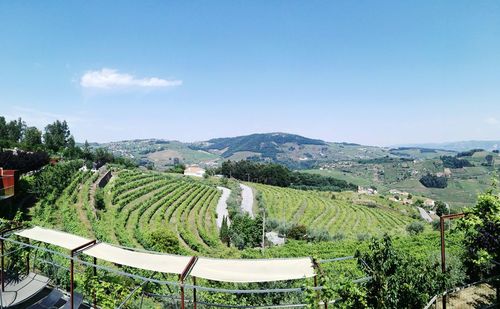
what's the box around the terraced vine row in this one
[96,170,224,255]
[251,183,412,237]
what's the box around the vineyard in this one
[34,167,233,257]
[250,183,414,238]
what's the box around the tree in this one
[419,173,448,188]
[22,126,43,151]
[406,221,424,235]
[62,135,83,159]
[229,214,262,249]
[355,235,447,308]
[219,216,230,246]
[144,227,180,254]
[82,140,93,161]
[0,117,7,141]
[440,156,472,168]
[435,201,448,216]
[43,120,71,153]
[458,185,500,289]
[6,118,25,143]
[288,224,307,240]
[484,154,494,167]
[94,148,113,166]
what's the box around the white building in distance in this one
[184,165,206,178]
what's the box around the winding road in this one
[417,206,433,223]
[216,186,231,228]
[240,183,254,218]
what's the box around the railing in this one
[424,279,499,309]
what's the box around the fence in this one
[424,280,498,309]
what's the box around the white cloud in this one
[485,117,499,125]
[80,68,182,89]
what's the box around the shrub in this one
[144,227,180,254]
[406,222,424,235]
[287,224,307,240]
[357,233,371,242]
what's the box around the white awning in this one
[83,243,192,275]
[190,257,316,283]
[14,226,93,251]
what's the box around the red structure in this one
[0,168,16,199]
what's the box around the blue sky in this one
[1,1,500,146]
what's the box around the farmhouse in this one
[184,165,206,177]
[424,199,435,207]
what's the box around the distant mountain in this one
[399,141,500,152]
[98,133,472,169]
[189,133,326,160]
[188,133,393,168]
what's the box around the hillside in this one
[93,139,219,169]
[308,149,500,210]
[27,165,421,255]
[250,182,415,239]
[94,133,396,169]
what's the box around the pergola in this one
[0,225,318,308]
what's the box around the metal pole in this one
[440,216,446,309]
[70,252,75,309]
[93,257,97,309]
[1,239,4,292]
[314,276,319,308]
[70,240,96,309]
[26,239,30,275]
[179,275,185,309]
[193,277,197,309]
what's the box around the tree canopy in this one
[218,160,357,191]
[458,185,500,285]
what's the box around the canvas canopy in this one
[83,242,193,275]
[190,257,316,283]
[10,227,317,282]
[14,226,93,251]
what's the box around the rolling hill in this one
[95,133,394,169]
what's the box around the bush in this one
[406,222,424,235]
[308,229,331,242]
[287,224,307,240]
[144,227,180,254]
[357,233,371,242]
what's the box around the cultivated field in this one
[250,183,414,238]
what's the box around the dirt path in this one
[216,186,231,228]
[240,183,254,218]
[75,178,94,236]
